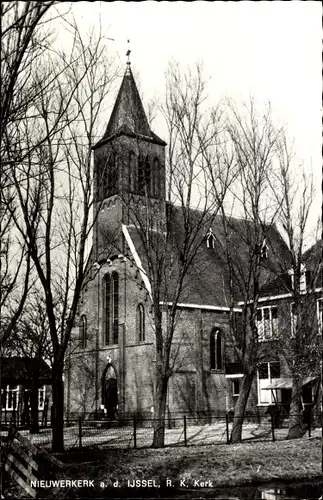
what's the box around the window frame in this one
[210,328,224,371]
[232,379,240,397]
[256,305,278,341]
[206,229,215,249]
[2,385,20,411]
[103,271,119,346]
[38,386,46,410]
[136,303,145,342]
[80,314,87,349]
[257,361,281,406]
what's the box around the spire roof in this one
[93,66,166,149]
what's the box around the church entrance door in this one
[102,365,118,419]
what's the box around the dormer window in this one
[206,228,215,249]
[260,239,268,259]
[289,264,310,293]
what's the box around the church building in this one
[65,62,320,422]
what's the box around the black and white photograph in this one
[0,1,322,499]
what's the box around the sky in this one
[54,1,321,243]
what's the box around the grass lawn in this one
[3,436,322,498]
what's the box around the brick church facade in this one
[65,65,322,421]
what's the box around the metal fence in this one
[1,410,321,451]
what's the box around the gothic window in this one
[100,156,109,199]
[112,272,119,344]
[145,156,151,194]
[107,153,118,195]
[136,303,145,342]
[210,328,223,370]
[103,272,119,345]
[152,158,159,197]
[206,228,215,249]
[104,274,111,345]
[129,151,136,191]
[137,155,145,194]
[80,315,87,349]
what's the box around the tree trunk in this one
[51,359,64,452]
[30,375,39,434]
[287,376,303,439]
[152,374,168,448]
[231,372,254,444]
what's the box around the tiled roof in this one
[259,239,322,296]
[125,204,290,307]
[1,357,52,385]
[93,67,166,149]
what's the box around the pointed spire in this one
[93,48,166,149]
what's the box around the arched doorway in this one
[101,364,118,419]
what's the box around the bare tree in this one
[269,137,322,438]
[7,19,118,451]
[1,1,60,352]
[210,98,285,443]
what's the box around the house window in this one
[290,303,297,337]
[80,315,87,349]
[257,361,280,405]
[206,228,215,249]
[317,299,323,335]
[38,386,46,410]
[2,385,20,411]
[257,306,278,341]
[210,328,223,370]
[103,272,119,346]
[136,303,145,342]
[232,379,240,397]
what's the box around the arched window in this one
[144,156,151,194]
[112,272,119,344]
[129,151,136,191]
[103,272,119,345]
[206,228,216,249]
[104,274,111,345]
[136,304,145,342]
[80,315,87,349]
[210,328,223,370]
[107,153,118,195]
[137,155,145,194]
[152,158,159,197]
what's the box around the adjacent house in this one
[0,357,52,426]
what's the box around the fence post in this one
[183,415,187,447]
[78,416,82,449]
[270,413,275,442]
[226,414,230,444]
[133,416,137,449]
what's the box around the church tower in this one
[92,62,167,260]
